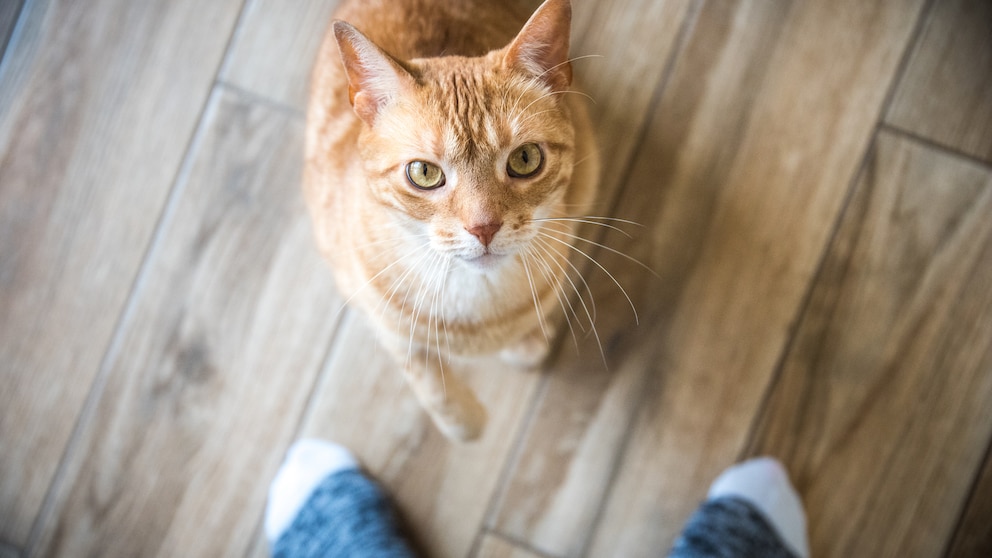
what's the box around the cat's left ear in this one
[333,21,416,125]
[504,0,573,92]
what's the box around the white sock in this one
[264,439,359,543]
[707,457,810,558]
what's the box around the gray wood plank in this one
[887,0,992,163]
[30,88,342,558]
[0,0,23,63]
[220,0,342,110]
[492,0,927,556]
[0,0,245,545]
[747,132,992,557]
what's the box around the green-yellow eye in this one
[507,143,544,178]
[406,161,445,190]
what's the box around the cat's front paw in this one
[500,332,551,369]
[430,396,487,442]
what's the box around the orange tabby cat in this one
[305,0,599,441]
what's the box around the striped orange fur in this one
[305,0,599,441]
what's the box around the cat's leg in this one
[400,345,487,442]
[500,299,563,368]
[500,323,554,369]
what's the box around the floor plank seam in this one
[466,371,553,558]
[880,122,992,171]
[737,0,939,462]
[20,0,254,549]
[241,308,355,558]
[21,89,226,558]
[215,0,257,80]
[216,79,306,120]
[595,0,706,232]
[570,2,708,556]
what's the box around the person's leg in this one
[669,457,810,558]
[265,439,417,558]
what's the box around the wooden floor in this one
[1,0,990,556]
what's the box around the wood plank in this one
[886,0,992,163]
[492,1,926,556]
[293,311,542,558]
[948,447,992,557]
[29,89,343,558]
[0,0,244,545]
[0,0,22,63]
[220,0,547,111]
[746,132,992,557]
[220,0,342,110]
[477,534,547,558]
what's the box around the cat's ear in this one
[332,21,415,125]
[504,0,573,92]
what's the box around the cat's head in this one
[333,0,578,272]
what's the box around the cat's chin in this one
[460,253,509,273]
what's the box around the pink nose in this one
[466,222,502,247]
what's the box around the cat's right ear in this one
[332,21,415,125]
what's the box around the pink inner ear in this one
[505,0,573,92]
[333,21,414,125]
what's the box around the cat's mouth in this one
[461,252,507,271]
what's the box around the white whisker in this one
[538,232,640,325]
[532,217,633,238]
[535,233,598,323]
[548,228,660,279]
[520,253,550,344]
[527,242,579,351]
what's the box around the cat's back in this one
[330,0,541,60]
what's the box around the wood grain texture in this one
[0,0,244,545]
[747,132,992,557]
[29,89,342,558]
[220,0,545,111]
[948,448,992,557]
[887,0,992,163]
[294,311,543,558]
[221,0,342,110]
[477,534,546,558]
[0,0,22,63]
[492,1,925,556]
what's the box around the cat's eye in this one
[507,143,544,178]
[406,161,445,190]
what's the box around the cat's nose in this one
[466,222,502,247]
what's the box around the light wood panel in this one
[292,311,542,558]
[29,89,342,558]
[887,0,992,163]
[221,0,342,110]
[492,0,926,556]
[566,0,694,205]
[220,0,546,112]
[0,0,244,545]
[747,132,992,557]
[477,534,546,558]
[949,449,992,557]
